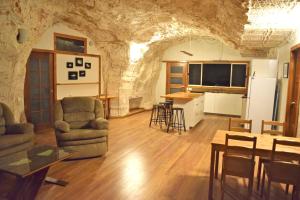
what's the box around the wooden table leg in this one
[107,99,111,119]
[208,144,216,200]
[8,167,49,200]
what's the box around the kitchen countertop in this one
[161,92,204,100]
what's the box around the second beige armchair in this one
[54,97,108,159]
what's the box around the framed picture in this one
[85,62,91,69]
[283,63,289,78]
[66,62,73,68]
[68,71,78,80]
[79,70,86,77]
[75,57,83,66]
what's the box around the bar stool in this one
[149,104,159,127]
[167,107,186,134]
[157,104,168,128]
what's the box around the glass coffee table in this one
[0,145,71,200]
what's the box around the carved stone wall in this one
[0,0,248,120]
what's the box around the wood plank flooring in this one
[11,112,296,199]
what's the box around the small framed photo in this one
[68,71,78,80]
[79,70,86,77]
[85,62,91,69]
[283,63,289,78]
[66,62,73,68]
[75,57,83,66]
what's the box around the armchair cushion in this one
[0,132,35,150]
[90,118,108,130]
[55,120,70,133]
[56,129,107,141]
[5,123,34,135]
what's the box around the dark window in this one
[232,64,247,87]
[202,64,231,86]
[189,64,201,85]
[55,35,86,53]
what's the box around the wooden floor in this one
[21,112,295,199]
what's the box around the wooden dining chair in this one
[261,120,285,135]
[228,118,252,133]
[257,120,286,191]
[261,139,300,200]
[221,134,257,200]
[214,118,252,179]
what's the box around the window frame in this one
[187,61,250,94]
[54,33,87,54]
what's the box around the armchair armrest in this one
[54,120,70,133]
[91,118,108,130]
[6,123,34,134]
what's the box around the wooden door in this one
[24,51,54,131]
[285,44,300,137]
[166,62,187,94]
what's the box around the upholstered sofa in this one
[0,102,35,157]
[54,97,108,159]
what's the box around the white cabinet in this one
[204,92,243,116]
[173,94,204,130]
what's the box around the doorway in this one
[285,44,300,137]
[166,62,188,94]
[24,51,54,131]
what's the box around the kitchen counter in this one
[161,92,204,101]
[161,92,205,130]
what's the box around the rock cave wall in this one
[0,0,248,121]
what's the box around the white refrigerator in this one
[245,77,277,133]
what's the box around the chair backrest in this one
[269,139,300,184]
[224,134,257,160]
[55,97,104,129]
[0,103,15,135]
[228,118,252,133]
[261,120,285,135]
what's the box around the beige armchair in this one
[0,102,35,157]
[54,97,108,159]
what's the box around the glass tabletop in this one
[0,145,71,177]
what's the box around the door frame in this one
[285,43,300,137]
[24,50,55,131]
[166,62,188,94]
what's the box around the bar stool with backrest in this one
[261,139,300,200]
[256,120,286,191]
[221,134,257,200]
[215,118,252,179]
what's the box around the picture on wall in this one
[75,57,83,66]
[68,71,78,80]
[79,70,86,77]
[66,62,73,68]
[85,62,91,69]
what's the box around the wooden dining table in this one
[208,130,300,200]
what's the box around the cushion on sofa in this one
[56,129,107,141]
[58,137,106,146]
[90,118,108,130]
[62,97,95,113]
[54,120,70,132]
[0,132,35,150]
[5,123,34,135]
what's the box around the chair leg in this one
[149,107,154,127]
[266,179,271,200]
[257,158,262,191]
[215,150,219,179]
[261,168,266,197]
[286,184,290,195]
[221,172,226,200]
